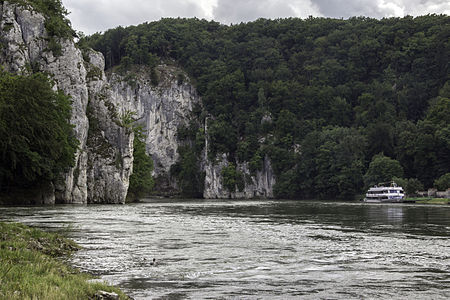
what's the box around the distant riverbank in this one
[0,222,128,299]
[409,198,450,205]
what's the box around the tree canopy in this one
[0,71,78,192]
[82,15,450,198]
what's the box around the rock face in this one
[202,154,275,199]
[106,66,201,193]
[84,51,134,204]
[0,1,276,202]
[0,2,131,204]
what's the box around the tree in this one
[0,71,78,192]
[171,146,204,198]
[364,153,404,187]
[221,163,244,193]
[127,128,154,201]
[301,127,366,199]
[82,16,450,199]
[434,173,450,191]
[406,178,424,195]
[393,177,424,196]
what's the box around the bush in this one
[434,173,450,190]
[127,128,154,201]
[221,164,244,192]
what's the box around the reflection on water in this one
[1,200,449,299]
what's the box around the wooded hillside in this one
[82,15,450,199]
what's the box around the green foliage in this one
[393,177,424,195]
[46,37,62,56]
[434,173,450,190]
[83,15,450,198]
[171,118,205,197]
[207,118,237,160]
[406,178,425,195]
[221,163,244,193]
[364,153,404,187]
[119,110,137,129]
[170,146,204,197]
[127,128,154,201]
[150,67,159,86]
[0,70,78,193]
[291,127,366,199]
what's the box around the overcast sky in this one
[61,0,450,34]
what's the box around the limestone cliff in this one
[0,1,275,202]
[0,2,131,203]
[203,155,275,199]
[106,65,201,194]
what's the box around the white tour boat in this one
[364,182,405,203]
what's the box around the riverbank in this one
[0,222,129,300]
[404,197,450,205]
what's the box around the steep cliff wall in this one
[0,2,132,204]
[1,2,89,203]
[202,152,275,199]
[0,1,276,202]
[106,66,201,194]
[84,51,134,204]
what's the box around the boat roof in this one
[368,186,403,191]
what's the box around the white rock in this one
[0,2,276,202]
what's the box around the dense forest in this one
[82,15,450,199]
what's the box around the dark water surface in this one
[1,200,449,299]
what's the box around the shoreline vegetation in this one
[0,222,129,300]
[407,197,450,205]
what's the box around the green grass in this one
[0,222,129,300]
[406,197,450,204]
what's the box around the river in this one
[1,200,449,299]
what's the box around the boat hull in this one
[363,198,404,203]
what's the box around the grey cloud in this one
[312,0,450,18]
[62,0,450,35]
[63,0,207,34]
[312,0,382,18]
[213,0,297,24]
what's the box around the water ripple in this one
[0,200,449,299]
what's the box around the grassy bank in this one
[0,222,128,300]
[405,197,450,205]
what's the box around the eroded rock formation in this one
[0,1,275,203]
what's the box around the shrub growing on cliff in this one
[170,146,204,198]
[221,164,244,193]
[0,71,78,192]
[127,128,154,201]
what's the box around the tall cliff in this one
[0,2,135,203]
[106,65,201,195]
[0,1,275,203]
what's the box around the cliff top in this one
[6,0,75,39]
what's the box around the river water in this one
[1,200,449,299]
